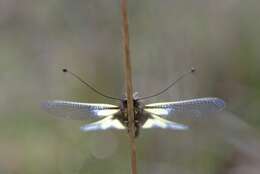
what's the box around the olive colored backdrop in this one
[0,0,260,174]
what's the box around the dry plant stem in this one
[120,0,137,174]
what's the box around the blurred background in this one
[0,0,260,173]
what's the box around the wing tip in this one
[213,98,226,110]
[165,122,189,130]
[41,100,52,110]
[41,100,63,108]
[80,124,100,132]
[80,126,89,132]
[175,124,189,130]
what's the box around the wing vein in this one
[42,100,120,120]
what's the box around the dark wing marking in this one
[142,114,188,130]
[145,97,225,117]
[80,116,125,131]
[42,100,120,120]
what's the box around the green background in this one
[0,0,260,173]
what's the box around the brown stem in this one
[120,0,137,174]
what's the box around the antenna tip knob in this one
[62,68,68,73]
[191,67,196,73]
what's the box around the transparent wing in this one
[142,114,188,130]
[80,116,125,131]
[42,100,120,120]
[145,97,225,117]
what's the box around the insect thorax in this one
[117,98,145,137]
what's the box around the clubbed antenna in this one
[139,67,196,100]
[62,68,121,101]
